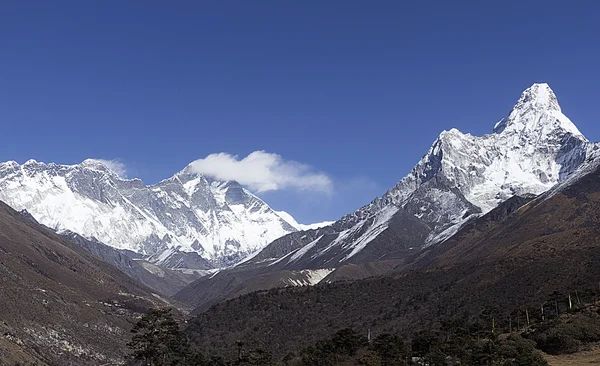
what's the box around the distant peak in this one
[493,83,584,139]
[81,159,109,169]
[1,160,18,167]
[80,159,124,177]
[173,163,204,180]
[516,83,560,112]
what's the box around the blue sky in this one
[1,1,599,224]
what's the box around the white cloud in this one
[188,151,333,194]
[95,159,127,178]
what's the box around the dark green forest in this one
[124,295,600,366]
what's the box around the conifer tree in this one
[127,308,191,366]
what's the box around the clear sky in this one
[1,1,599,224]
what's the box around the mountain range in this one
[248,83,592,268]
[0,160,307,268]
[174,83,599,310]
[2,82,600,363]
[186,130,600,360]
[0,83,595,301]
[2,84,585,269]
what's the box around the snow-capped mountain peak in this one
[493,83,584,139]
[341,82,589,241]
[0,159,299,268]
[516,82,560,112]
[410,82,590,214]
[243,84,594,270]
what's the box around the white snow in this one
[298,221,336,230]
[538,143,600,202]
[0,160,300,267]
[284,268,335,287]
[340,206,398,261]
[275,210,334,231]
[288,235,324,263]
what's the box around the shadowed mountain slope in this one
[60,231,202,297]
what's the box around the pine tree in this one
[371,333,406,365]
[127,308,191,366]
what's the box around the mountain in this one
[174,83,595,310]
[0,160,299,268]
[60,231,203,296]
[185,144,600,360]
[0,200,171,365]
[17,209,203,296]
[409,145,600,270]
[241,83,591,264]
[275,211,335,231]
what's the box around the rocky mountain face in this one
[0,160,299,268]
[175,83,597,310]
[0,200,170,365]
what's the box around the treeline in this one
[186,254,600,358]
[125,308,272,366]
[125,308,551,365]
[470,289,600,355]
[283,324,546,366]
[476,289,600,334]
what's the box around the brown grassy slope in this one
[544,344,600,365]
[0,201,170,365]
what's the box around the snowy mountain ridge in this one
[349,83,589,233]
[0,83,591,273]
[0,159,301,267]
[275,210,335,231]
[396,83,588,212]
[242,83,594,269]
